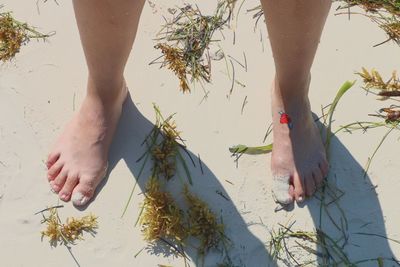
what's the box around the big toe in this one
[71,178,99,206]
[272,174,294,205]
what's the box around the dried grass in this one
[40,207,98,247]
[152,1,237,92]
[0,7,51,61]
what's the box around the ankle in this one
[273,75,311,107]
[274,73,311,97]
[86,75,126,103]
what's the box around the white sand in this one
[1,0,399,266]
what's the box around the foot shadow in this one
[304,123,399,265]
[102,94,275,266]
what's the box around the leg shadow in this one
[103,94,275,266]
[305,124,399,265]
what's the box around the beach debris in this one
[184,185,227,257]
[229,144,273,156]
[40,207,98,247]
[247,5,264,30]
[121,104,194,217]
[228,80,399,264]
[356,67,400,98]
[144,104,193,183]
[327,70,400,176]
[138,181,228,264]
[151,1,240,93]
[376,106,400,122]
[337,0,400,17]
[336,0,400,46]
[151,107,182,180]
[249,1,400,47]
[0,6,51,61]
[130,105,233,264]
[269,220,400,266]
[139,177,188,245]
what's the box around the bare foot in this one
[46,78,127,206]
[270,77,329,206]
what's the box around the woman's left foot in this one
[270,77,329,205]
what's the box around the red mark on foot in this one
[279,112,293,129]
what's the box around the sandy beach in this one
[1,0,400,266]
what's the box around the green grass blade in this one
[229,143,273,155]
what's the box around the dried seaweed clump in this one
[0,8,50,61]
[356,68,400,97]
[155,43,189,92]
[139,177,188,244]
[151,107,182,180]
[339,0,400,15]
[41,207,98,246]
[336,0,400,46]
[121,104,192,217]
[153,1,235,92]
[376,107,400,122]
[184,186,225,255]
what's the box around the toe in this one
[50,170,68,193]
[46,152,60,169]
[293,173,305,203]
[319,159,329,177]
[272,174,293,205]
[71,177,98,206]
[289,184,295,201]
[58,175,79,202]
[47,161,64,181]
[304,173,316,197]
[313,167,324,188]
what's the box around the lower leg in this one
[46,0,145,206]
[260,0,331,205]
[262,0,331,98]
[74,0,145,98]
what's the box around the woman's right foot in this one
[46,78,127,206]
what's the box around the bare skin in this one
[46,0,145,206]
[47,0,331,207]
[47,79,127,205]
[270,77,329,204]
[261,0,332,204]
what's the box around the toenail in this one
[298,196,304,202]
[72,192,89,206]
[60,193,69,200]
[51,184,60,191]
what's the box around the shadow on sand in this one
[93,94,397,266]
[308,125,398,266]
[104,94,275,266]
